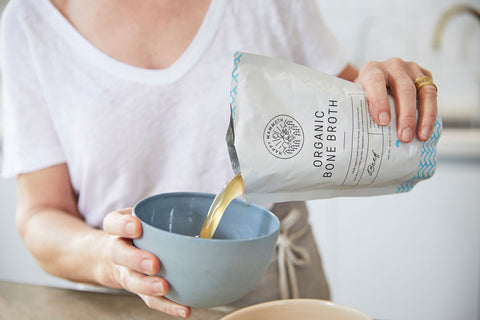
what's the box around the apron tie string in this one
[275,208,311,299]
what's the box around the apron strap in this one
[276,208,311,299]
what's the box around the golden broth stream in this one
[199,173,244,239]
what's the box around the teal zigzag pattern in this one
[397,116,442,193]
[230,52,243,121]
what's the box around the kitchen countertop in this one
[0,280,228,320]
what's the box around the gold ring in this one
[414,76,438,93]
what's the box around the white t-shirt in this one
[1,0,349,228]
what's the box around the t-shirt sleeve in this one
[1,3,66,178]
[286,0,351,75]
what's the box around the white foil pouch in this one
[226,52,442,203]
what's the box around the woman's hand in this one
[355,58,438,142]
[102,208,191,318]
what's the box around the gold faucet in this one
[432,5,480,49]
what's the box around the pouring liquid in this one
[199,173,244,239]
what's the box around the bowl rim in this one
[219,298,373,320]
[132,192,280,243]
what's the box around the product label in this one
[227,52,441,202]
[342,93,386,186]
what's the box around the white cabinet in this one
[309,157,480,320]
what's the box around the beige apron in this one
[225,201,330,309]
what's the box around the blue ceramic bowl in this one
[132,192,280,308]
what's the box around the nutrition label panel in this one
[342,93,385,186]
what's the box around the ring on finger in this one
[414,76,438,93]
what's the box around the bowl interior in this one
[134,192,278,240]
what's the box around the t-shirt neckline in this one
[38,0,226,85]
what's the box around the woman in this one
[1,0,437,318]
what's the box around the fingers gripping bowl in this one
[132,192,280,308]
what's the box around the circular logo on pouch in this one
[263,114,304,159]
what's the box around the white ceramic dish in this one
[220,299,373,320]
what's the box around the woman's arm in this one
[16,164,106,284]
[16,164,191,318]
[337,63,359,82]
